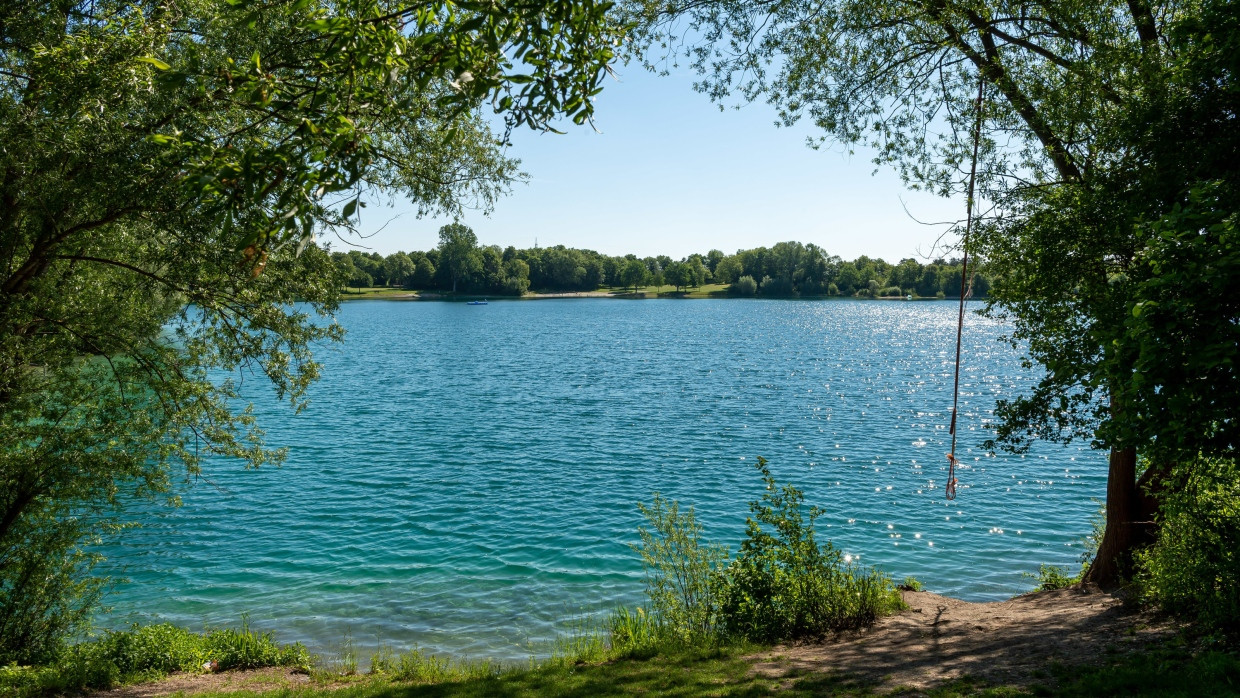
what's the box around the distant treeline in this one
[332,223,991,298]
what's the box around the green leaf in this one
[135,57,171,70]
[341,197,358,219]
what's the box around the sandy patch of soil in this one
[750,585,1182,693]
[90,667,321,698]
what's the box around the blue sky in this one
[352,65,967,263]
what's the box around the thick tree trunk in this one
[1085,446,1138,587]
[1084,447,1164,588]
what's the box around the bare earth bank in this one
[751,586,1181,692]
[93,586,1181,696]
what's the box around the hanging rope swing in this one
[945,77,987,501]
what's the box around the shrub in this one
[92,623,207,675]
[716,458,902,642]
[1136,456,1240,638]
[731,275,757,297]
[1028,564,1077,591]
[878,286,903,297]
[625,460,901,650]
[759,275,794,296]
[0,503,110,665]
[0,621,309,696]
[632,494,728,643]
[205,621,310,671]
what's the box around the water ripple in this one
[95,299,1105,661]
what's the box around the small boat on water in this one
[467,300,488,305]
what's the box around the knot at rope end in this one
[945,452,960,500]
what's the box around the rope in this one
[946,76,986,501]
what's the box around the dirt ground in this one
[751,585,1183,692]
[92,586,1181,697]
[91,667,317,698]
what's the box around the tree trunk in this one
[1084,446,1164,588]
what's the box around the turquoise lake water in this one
[95,298,1105,660]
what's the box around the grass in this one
[0,621,310,697]
[9,620,1239,697]
[599,283,730,298]
[340,286,420,298]
[158,646,866,698]
[134,646,1240,697]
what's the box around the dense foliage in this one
[1136,456,1240,639]
[716,459,900,641]
[622,459,900,650]
[623,0,1239,591]
[333,225,991,298]
[0,0,619,663]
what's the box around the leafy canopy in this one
[0,0,620,662]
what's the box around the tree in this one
[664,261,689,291]
[437,223,483,293]
[0,0,620,661]
[714,255,743,285]
[410,257,437,289]
[687,256,708,288]
[501,258,532,295]
[619,258,649,292]
[384,253,415,288]
[626,0,1237,587]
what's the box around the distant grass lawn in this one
[340,286,419,298]
[603,283,730,298]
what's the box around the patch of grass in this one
[340,287,419,298]
[1045,647,1240,697]
[367,645,498,685]
[181,647,786,698]
[0,621,310,697]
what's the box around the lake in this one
[95,298,1104,660]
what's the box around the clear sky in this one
[351,65,968,263]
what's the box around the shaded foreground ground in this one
[752,586,1180,692]
[94,586,1185,696]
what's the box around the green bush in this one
[627,459,901,650]
[0,621,309,696]
[730,275,757,297]
[1027,564,1077,591]
[93,623,207,675]
[632,494,727,643]
[878,286,903,297]
[716,458,902,642]
[204,622,311,671]
[0,504,110,665]
[1136,456,1240,638]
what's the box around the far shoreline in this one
[338,288,958,302]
